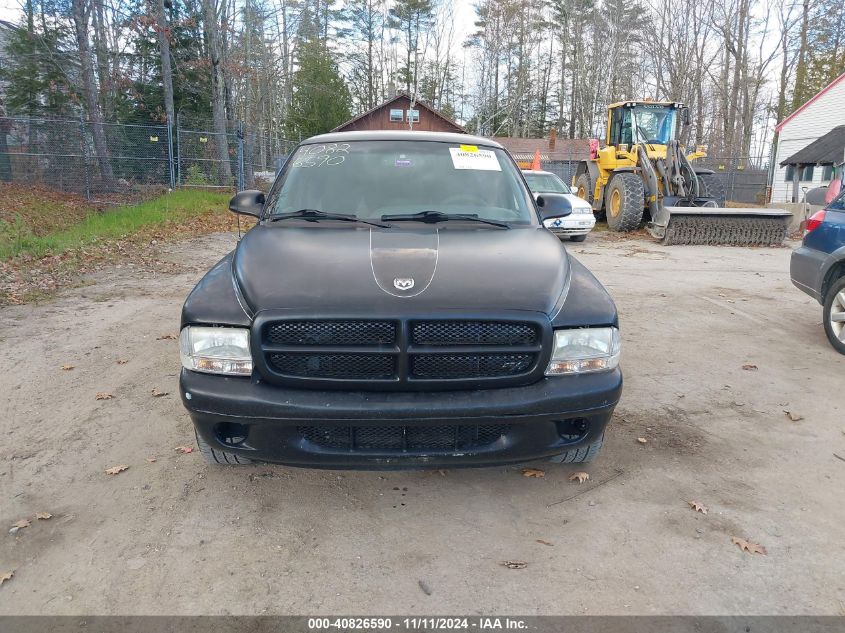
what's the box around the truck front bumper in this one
[180,368,622,469]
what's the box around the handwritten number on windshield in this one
[294,143,350,167]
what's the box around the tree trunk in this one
[202,0,232,186]
[155,0,175,126]
[792,0,810,111]
[71,0,115,190]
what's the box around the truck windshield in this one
[523,172,571,194]
[268,140,536,225]
[630,106,677,145]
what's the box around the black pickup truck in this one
[179,131,622,468]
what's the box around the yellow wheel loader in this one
[573,101,790,245]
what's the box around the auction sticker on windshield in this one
[449,146,501,171]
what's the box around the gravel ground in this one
[1,232,843,615]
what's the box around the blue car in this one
[790,191,845,354]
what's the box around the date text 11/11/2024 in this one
[307,617,529,630]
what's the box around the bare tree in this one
[70,0,115,189]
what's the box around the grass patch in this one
[0,188,231,261]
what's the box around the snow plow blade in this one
[647,206,792,246]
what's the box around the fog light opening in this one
[555,418,590,443]
[215,422,249,446]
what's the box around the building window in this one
[389,108,403,122]
[784,165,794,182]
[406,109,420,123]
[822,165,834,181]
[800,165,815,181]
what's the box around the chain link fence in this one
[541,157,767,205]
[0,114,297,201]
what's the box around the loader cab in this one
[607,102,685,149]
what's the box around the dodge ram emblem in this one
[393,277,415,291]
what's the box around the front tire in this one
[823,276,845,355]
[548,433,604,463]
[195,430,253,465]
[569,234,587,242]
[605,173,645,232]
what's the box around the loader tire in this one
[605,173,645,232]
[574,172,594,205]
[697,173,727,206]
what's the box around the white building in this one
[771,70,845,203]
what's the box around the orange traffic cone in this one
[530,149,542,171]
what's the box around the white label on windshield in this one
[449,147,501,171]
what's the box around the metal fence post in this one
[236,122,245,192]
[166,114,175,190]
[79,117,90,201]
[175,112,181,187]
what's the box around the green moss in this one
[0,189,231,260]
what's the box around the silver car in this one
[522,170,596,242]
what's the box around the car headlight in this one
[545,327,620,375]
[179,326,253,376]
[575,206,594,215]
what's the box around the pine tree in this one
[284,39,352,140]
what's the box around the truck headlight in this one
[179,326,253,376]
[545,327,620,375]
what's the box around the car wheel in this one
[547,433,604,463]
[823,276,845,355]
[569,234,587,242]
[195,430,253,465]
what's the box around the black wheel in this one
[605,173,644,232]
[569,234,587,242]
[697,173,727,206]
[548,433,604,464]
[574,172,594,205]
[823,276,845,355]
[195,430,253,465]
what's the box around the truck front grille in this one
[298,424,510,452]
[257,317,546,389]
[268,353,395,379]
[410,353,534,379]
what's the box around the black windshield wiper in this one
[269,209,391,228]
[380,210,510,228]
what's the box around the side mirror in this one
[229,190,265,217]
[682,107,692,127]
[536,193,573,221]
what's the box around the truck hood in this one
[233,225,570,316]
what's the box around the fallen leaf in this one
[521,467,545,478]
[61,364,75,371]
[116,359,129,365]
[156,334,177,340]
[501,560,527,569]
[536,539,554,546]
[0,571,12,586]
[637,437,648,444]
[742,364,758,371]
[35,512,52,520]
[687,501,708,514]
[784,410,804,422]
[145,457,157,463]
[11,519,29,529]
[95,392,114,400]
[151,388,169,397]
[175,446,194,454]
[105,464,129,475]
[569,471,590,484]
[731,536,767,555]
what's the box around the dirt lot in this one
[1,232,844,615]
